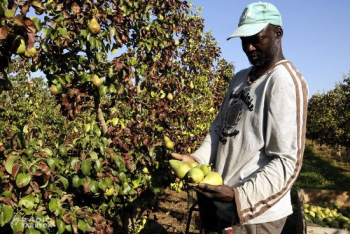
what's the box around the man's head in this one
[227,2,282,39]
[227,2,284,67]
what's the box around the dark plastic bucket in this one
[196,191,218,232]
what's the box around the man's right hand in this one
[171,152,197,163]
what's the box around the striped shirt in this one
[192,60,308,225]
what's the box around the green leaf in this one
[118,172,126,182]
[89,37,96,49]
[95,52,104,62]
[11,215,25,232]
[120,182,131,195]
[72,175,81,188]
[16,173,31,188]
[84,123,91,133]
[109,84,116,93]
[57,219,66,234]
[5,155,20,174]
[58,28,68,36]
[25,227,41,234]
[0,205,14,226]
[42,147,53,156]
[129,57,137,66]
[89,151,98,160]
[98,180,107,191]
[30,17,42,31]
[94,125,102,137]
[95,159,102,172]
[81,29,88,37]
[98,85,107,97]
[81,160,91,176]
[109,26,116,38]
[70,157,79,169]
[42,28,52,39]
[4,9,15,17]
[59,145,68,157]
[49,198,59,212]
[132,174,142,187]
[146,43,152,51]
[78,219,89,233]
[104,177,113,186]
[1,191,12,198]
[58,176,69,189]
[89,181,98,194]
[19,194,35,210]
[46,157,57,171]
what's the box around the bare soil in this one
[140,188,203,234]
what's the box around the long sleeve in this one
[233,61,308,224]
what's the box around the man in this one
[172,2,308,233]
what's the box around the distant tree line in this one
[307,72,349,152]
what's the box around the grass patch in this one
[294,146,350,191]
[282,145,350,233]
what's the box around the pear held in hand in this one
[169,160,192,179]
[187,167,204,184]
[201,171,223,186]
[195,164,211,176]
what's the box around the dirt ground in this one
[140,188,203,234]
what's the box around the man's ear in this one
[276,27,283,39]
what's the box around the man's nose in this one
[246,43,256,52]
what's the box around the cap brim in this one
[227,23,269,40]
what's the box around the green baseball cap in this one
[227,2,282,40]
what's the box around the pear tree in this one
[0,0,234,232]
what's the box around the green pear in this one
[189,162,199,168]
[50,85,59,95]
[16,38,26,54]
[173,162,192,179]
[92,74,102,87]
[169,159,182,171]
[200,171,223,185]
[186,167,204,184]
[164,136,175,150]
[195,164,211,176]
[167,93,173,101]
[24,47,37,57]
[88,17,101,34]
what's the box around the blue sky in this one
[191,0,350,97]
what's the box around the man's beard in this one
[249,41,278,67]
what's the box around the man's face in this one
[240,25,278,67]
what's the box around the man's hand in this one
[171,152,197,163]
[195,183,235,203]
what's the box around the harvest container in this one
[297,188,350,234]
[186,190,218,233]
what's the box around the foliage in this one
[307,73,350,149]
[0,0,40,92]
[0,0,234,233]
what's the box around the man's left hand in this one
[194,183,235,203]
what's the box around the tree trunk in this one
[94,92,108,135]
